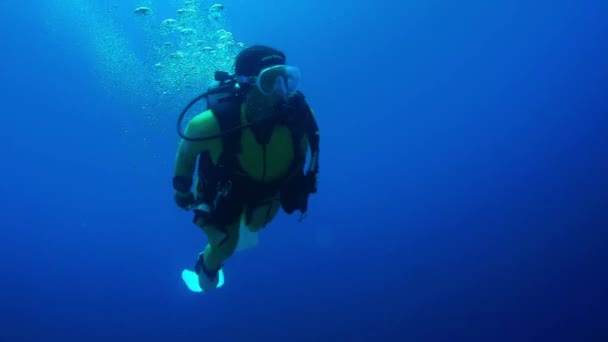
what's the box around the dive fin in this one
[181,268,225,293]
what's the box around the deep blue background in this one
[1,0,607,341]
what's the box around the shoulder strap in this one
[211,93,245,172]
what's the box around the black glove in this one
[174,191,195,210]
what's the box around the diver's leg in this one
[192,186,240,278]
[193,219,240,290]
[232,199,281,253]
[196,220,240,271]
[246,197,281,232]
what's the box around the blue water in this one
[1,1,607,341]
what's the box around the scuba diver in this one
[172,45,320,293]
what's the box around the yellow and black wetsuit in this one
[173,97,318,271]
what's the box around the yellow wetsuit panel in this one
[238,124,295,182]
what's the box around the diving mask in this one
[236,65,301,97]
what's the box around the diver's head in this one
[234,45,301,102]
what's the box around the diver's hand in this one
[174,191,195,210]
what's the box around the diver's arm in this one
[172,110,217,207]
[305,109,320,193]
